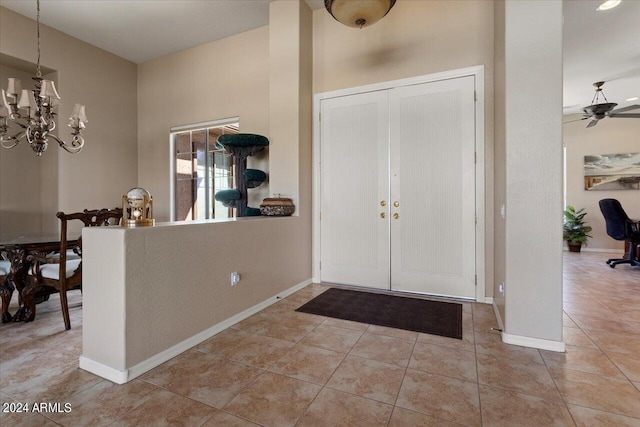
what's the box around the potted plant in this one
[563,205,593,252]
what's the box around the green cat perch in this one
[214,133,268,217]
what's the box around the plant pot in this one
[568,242,582,253]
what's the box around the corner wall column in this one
[502,0,564,350]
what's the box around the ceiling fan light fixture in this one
[597,0,621,11]
[325,0,396,29]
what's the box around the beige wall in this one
[493,0,506,322]
[502,0,563,345]
[84,0,314,381]
[564,117,640,251]
[0,7,138,225]
[137,26,271,221]
[312,0,495,296]
[0,63,49,234]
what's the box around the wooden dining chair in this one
[0,253,11,322]
[28,208,123,330]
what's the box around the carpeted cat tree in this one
[214,133,268,217]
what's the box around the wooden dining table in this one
[0,232,77,323]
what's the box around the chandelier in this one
[0,0,87,156]
[325,0,396,29]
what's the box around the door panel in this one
[320,91,390,289]
[389,76,476,298]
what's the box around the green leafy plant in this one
[563,205,593,245]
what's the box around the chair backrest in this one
[56,208,123,279]
[598,198,630,241]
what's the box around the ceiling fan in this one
[564,81,640,128]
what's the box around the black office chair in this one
[598,198,640,268]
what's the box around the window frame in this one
[169,117,239,222]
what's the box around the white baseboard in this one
[502,332,565,352]
[563,247,622,254]
[78,356,128,384]
[80,278,313,384]
[484,297,494,304]
[491,300,504,332]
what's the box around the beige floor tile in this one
[326,355,406,404]
[563,300,617,320]
[562,326,597,348]
[350,333,415,367]
[366,324,419,341]
[201,411,261,426]
[255,316,318,343]
[260,299,301,316]
[268,343,345,385]
[296,387,393,427]
[277,309,326,325]
[550,367,640,418]
[568,404,640,427]
[0,350,103,402]
[585,330,640,355]
[321,316,370,331]
[194,328,253,356]
[300,323,364,353]
[476,353,562,401]
[45,379,159,426]
[563,313,579,329]
[231,312,280,334]
[2,411,60,427]
[223,372,320,427]
[607,351,640,382]
[219,333,294,369]
[409,342,477,382]
[474,330,544,365]
[109,389,217,426]
[540,345,625,379]
[417,329,475,353]
[140,350,262,408]
[472,303,499,332]
[570,314,640,335]
[388,407,460,426]
[478,385,574,426]
[396,369,481,427]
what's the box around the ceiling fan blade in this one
[586,120,599,128]
[609,113,640,118]
[610,104,640,114]
[563,118,588,124]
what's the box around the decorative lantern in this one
[121,187,155,227]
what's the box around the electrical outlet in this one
[498,282,504,294]
[231,272,240,286]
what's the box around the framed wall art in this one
[584,152,640,191]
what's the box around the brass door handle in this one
[393,213,399,219]
[393,201,400,207]
[380,201,386,207]
[380,213,386,219]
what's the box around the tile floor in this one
[1,252,639,426]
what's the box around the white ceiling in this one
[1,0,638,115]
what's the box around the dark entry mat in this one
[296,288,462,339]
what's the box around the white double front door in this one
[319,76,476,299]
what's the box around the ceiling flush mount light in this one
[597,0,621,11]
[325,0,396,29]
[0,0,87,156]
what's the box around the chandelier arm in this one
[48,133,84,154]
[0,128,28,148]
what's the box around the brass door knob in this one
[380,201,386,206]
[393,201,400,207]
[393,213,399,219]
[380,212,386,219]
